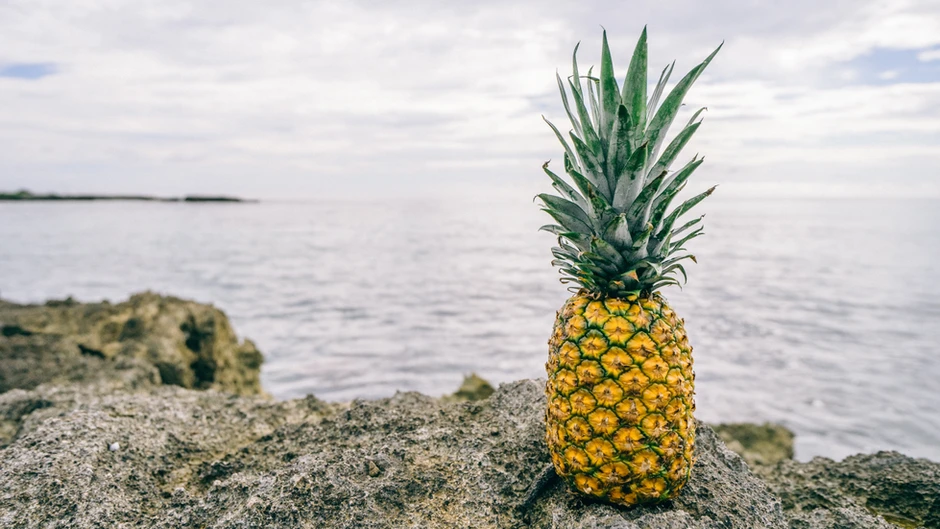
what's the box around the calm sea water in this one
[1,197,938,462]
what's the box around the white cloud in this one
[918,48,940,61]
[1,0,939,198]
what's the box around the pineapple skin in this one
[545,293,695,506]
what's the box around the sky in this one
[2,0,940,199]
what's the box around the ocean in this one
[1,197,938,462]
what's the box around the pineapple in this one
[540,28,720,506]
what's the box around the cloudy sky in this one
[2,0,940,199]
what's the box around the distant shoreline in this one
[0,191,257,203]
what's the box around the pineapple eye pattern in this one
[546,292,696,504]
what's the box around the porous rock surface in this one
[762,452,939,529]
[0,292,263,395]
[0,377,787,529]
[1,293,934,528]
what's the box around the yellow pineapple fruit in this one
[539,28,720,506]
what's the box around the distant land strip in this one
[0,190,256,203]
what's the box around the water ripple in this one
[0,197,938,461]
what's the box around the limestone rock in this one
[0,379,788,529]
[0,292,263,395]
[763,452,939,529]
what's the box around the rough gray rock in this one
[0,377,788,529]
[0,293,263,396]
[762,452,939,529]
[712,423,937,528]
[2,293,934,529]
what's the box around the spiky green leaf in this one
[591,237,628,268]
[646,43,722,162]
[626,172,665,230]
[622,26,648,140]
[612,141,648,211]
[542,162,587,209]
[541,206,593,235]
[568,78,602,159]
[602,213,633,251]
[607,104,633,194]
[672,215,704,237]
[570,133,610,200]
[648,122,701,183]
[599,30,622,140]
[657,186,716,239]
[542,117,578,172]
[556,72,581,137]
[649,157,704,227]
[647,61,675,122]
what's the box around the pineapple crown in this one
[539,27,721,298]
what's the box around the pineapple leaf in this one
[579,255,619,276]
[542,162,587,209]
[648,121,701,184]
[552,243,581,262]
[645,43,722,164]
[537,194,591,225]
[614,270,642,290]
[656,186,716,239]
[568,78,602,160]
[599,30,622,140]
[570,133,611,200]
[651,277,682,290]
[556,72,582,137]
[626,172,665,231]
[612,141,649,211]
[659,156,702,199]
[672,215,704,237]
[687,106,707,127]
[622,26,648,139]
[585,67,602,142]
[540,205,593,235]
[551,246,578,262]
[664,262,689,284]
[564,153,601,201]
[570,42,583,97]
[607,104,634,189]
[631,222,655,256]
[647,61,675,122]
[649,182,686,244]
[663,253,697,267]
[558,231,593,251]
[649,157,704,227]
[602,213,633,251]
[591,237,628,268]
[669,227,705,252]
[542,117,578,172]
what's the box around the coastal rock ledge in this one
[0,294,936,529]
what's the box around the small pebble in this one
[108,442,120,452]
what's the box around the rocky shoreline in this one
[1,294,936,528]
[0,190,254,202]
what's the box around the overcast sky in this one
[2,0,940,199]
